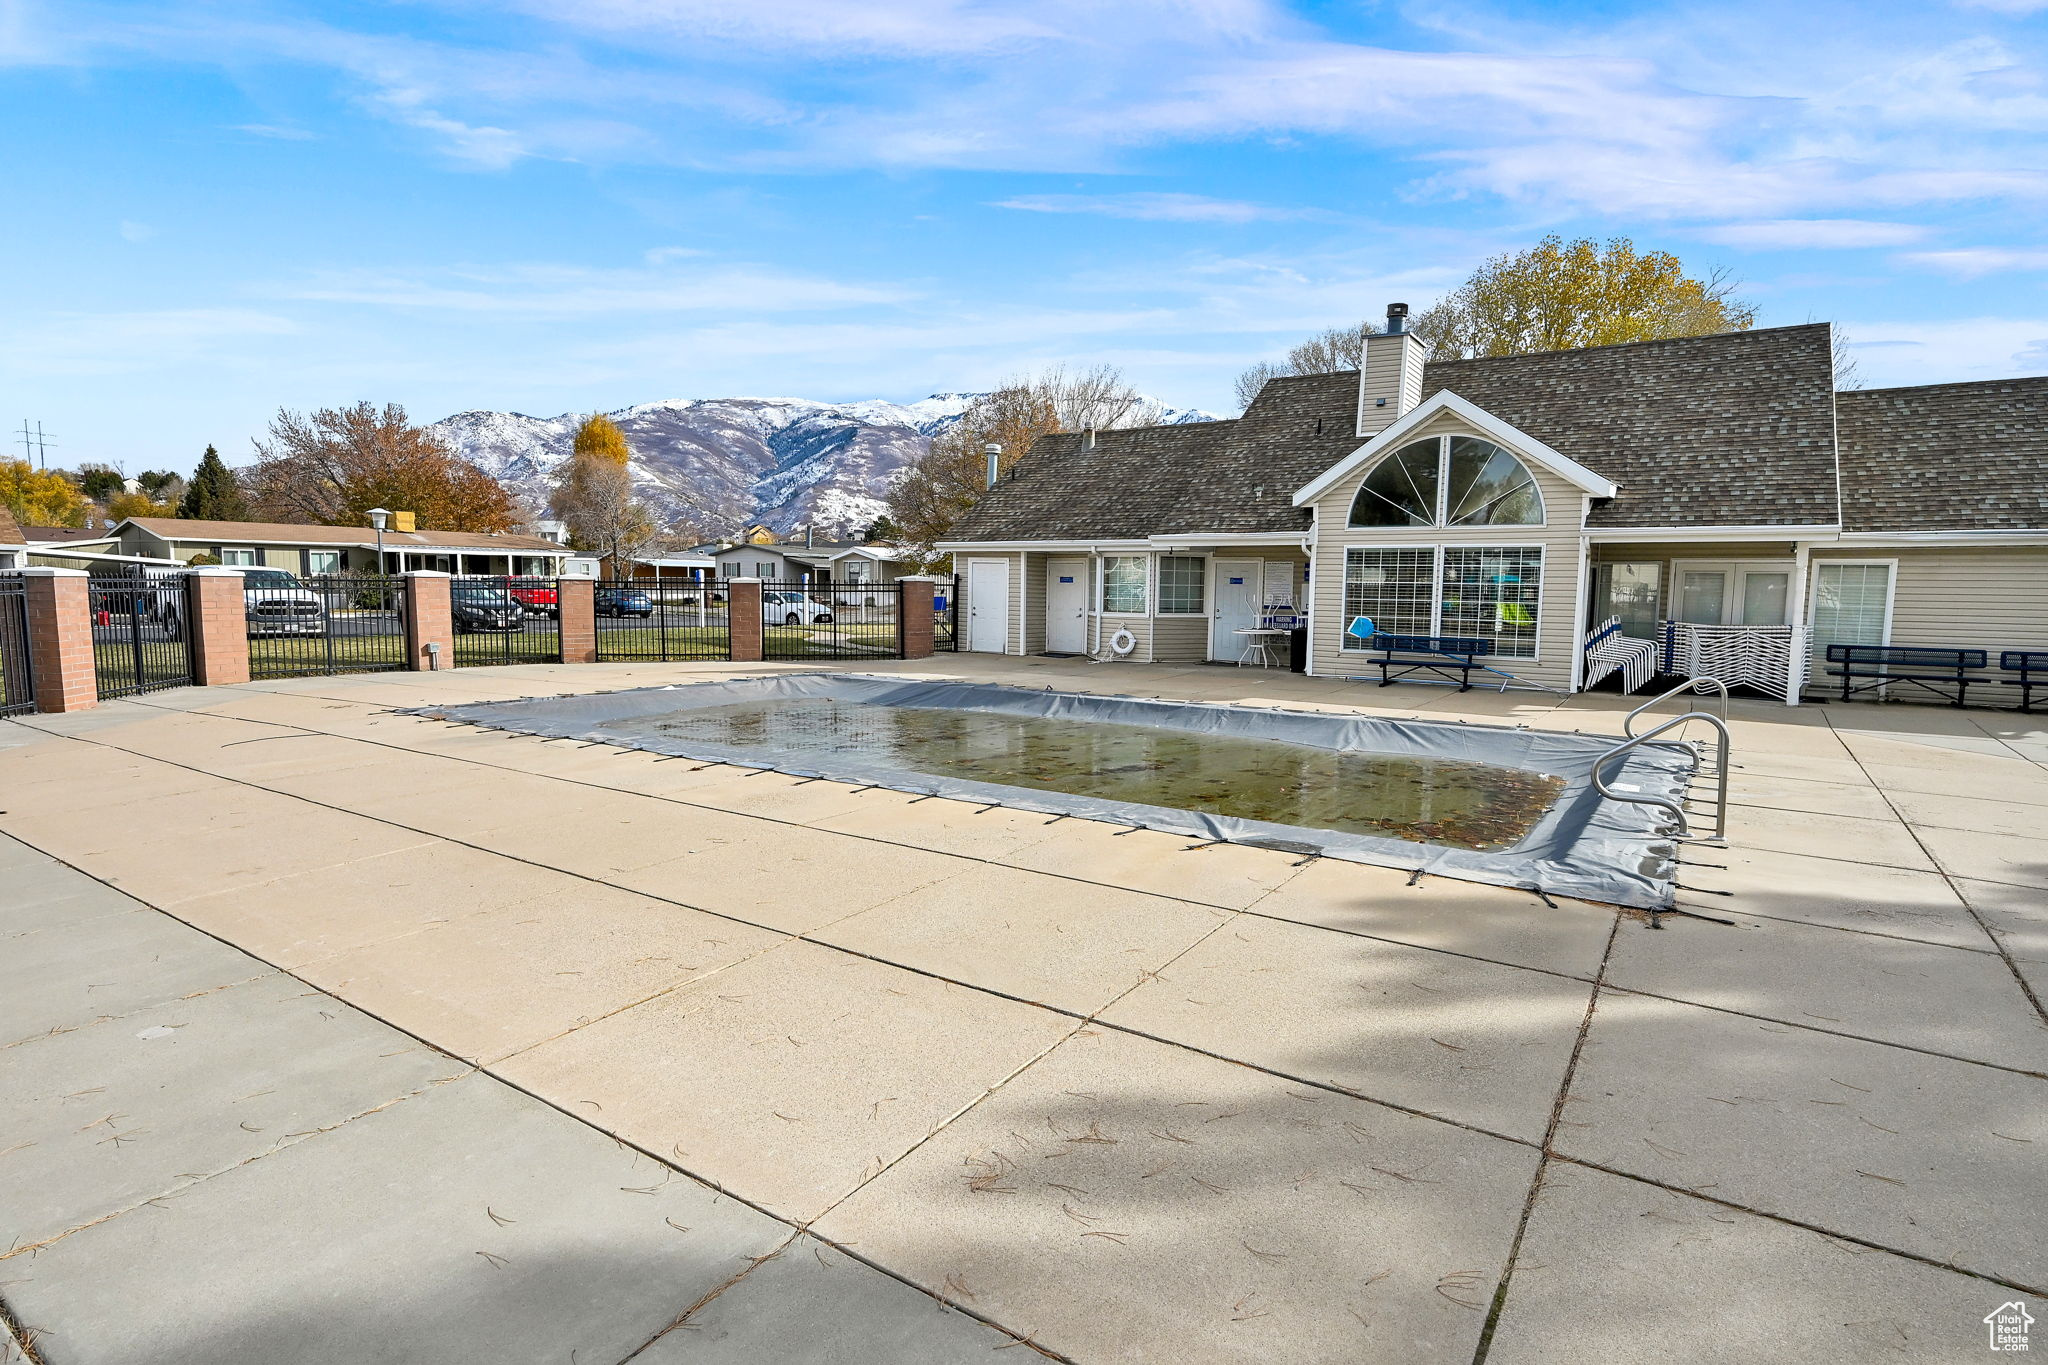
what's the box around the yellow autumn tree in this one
[0,460,90,527]
[1413,235,1757,360]
[552,414,656,571]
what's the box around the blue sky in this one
[7,0,2048,473]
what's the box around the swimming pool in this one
[418,674,1696,909]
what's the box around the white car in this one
[762,590,835,626]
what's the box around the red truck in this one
[505,579,558,618]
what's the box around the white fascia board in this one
[935,539,1150,552]
[1586,523,1841,543]
[1146,531,1305,547]
[1291,390,1619,506]
[1834,528,2048,546]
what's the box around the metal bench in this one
[1369,633,1494,691]
[1999,650,2048,712]
[1824,644,1987,708]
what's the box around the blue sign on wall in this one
[1228,577,1245,584]
[1058,576,1074,583]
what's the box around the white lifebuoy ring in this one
[1108,627,1138,656]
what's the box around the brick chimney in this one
[1356,303,1425,437]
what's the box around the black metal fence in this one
[593,579,730,661]
[761,580,904,661]
[451,576,562,667]
[90,575,193,699]
[0,573,32,716]
[246,574,410,679]
[934,574,958,652]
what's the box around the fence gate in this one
[934,574,959,652]
[0,573,32,716]
[593,579,730,661]
[452,576,562,667]
[89,575,193,699]
[246,574,410,679]
[761,580,904,661]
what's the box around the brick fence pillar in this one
[726,578,763,663]
[404,571,454,670]
[898,577,936,659]
[21,568,98,713]
[185,568,250,687]
[558,575,597,664]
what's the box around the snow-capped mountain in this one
[431,394,1219,539]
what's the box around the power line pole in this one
[15,420,57,470]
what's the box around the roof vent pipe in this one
[984,443,1003,489]
[1385,302,1408,335]
[1083,426,1097,450]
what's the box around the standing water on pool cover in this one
[629,698,1563,851]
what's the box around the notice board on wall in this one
[1262,560,1296,607]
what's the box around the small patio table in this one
[1234,627,1290,668]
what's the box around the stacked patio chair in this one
[1582,616,1658,694]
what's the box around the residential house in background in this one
[109,516,576,577]
[22,526,123,567]
[0,505,26,569]
[708,530,916,590]
[942,311,2048,702]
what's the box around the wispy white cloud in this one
[992,193,1323,223]
[231,122,317,140]
[1894,246,2048,276]
[1694,219,1933,250]
[0,308,300,376]
[276,259,911,314]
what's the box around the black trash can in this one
[1288,626,1308,673]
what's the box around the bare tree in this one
[887,364,1159,562]
[551,414,659,572]
[249,402,515,530]
[1232,323,1382,411]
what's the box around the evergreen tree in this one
[178,445,253,521]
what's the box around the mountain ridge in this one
[430,393,1219,538]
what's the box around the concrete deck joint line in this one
[1470,918,1622,1365]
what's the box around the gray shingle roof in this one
[952,324,1847,541]
[1837,379,2048,533]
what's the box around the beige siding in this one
[1813,546,2048,654]
[1151,616,1207,662]
[1021,551,1048,655]
[1308,420,1586,690]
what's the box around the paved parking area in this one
[3,655,2043,1363]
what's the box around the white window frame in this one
[306,550,343,576]
[1339,542,1547,660]
[1100,554,1148,616]
[1347,434,1548,530]
[1155,554,1207,616]
[219,548,257,566]
[1670,558,1799,627]
[1806,557,1896,648]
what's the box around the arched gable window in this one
[1347,435,1544,528]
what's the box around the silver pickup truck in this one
[242,568,328,637]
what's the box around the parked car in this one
[242,568,328,637]
[507,580,558,618]
[596,587,654,618]
[763,590,835,626]
[451,583,525,633]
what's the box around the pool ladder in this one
[1592,678,1731,845]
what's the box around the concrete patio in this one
[2,653,2043,1364]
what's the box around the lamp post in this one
[367,507,390,575]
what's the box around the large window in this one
[1442,548,1542,657]
[1101,556,1147,613]
[1343,546,1543,657]
[1343,549,1436,643]
[1157,556,1204,614]
[306,550,342,576]
[1349,436,1543,528]
[220,548,257,566]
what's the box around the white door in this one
[966,559,1011,653]
[1046,558,1087,654]
[1675,561,1794,626]
[1211,558,1263,659]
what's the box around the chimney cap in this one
[1386,302,1409,334]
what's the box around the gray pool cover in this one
[417,674,1695,909]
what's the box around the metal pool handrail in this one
[1624,676,1729,737]
[1593,710,1731,845]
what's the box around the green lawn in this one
[247,631,410,678]
[594,625,730,660]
